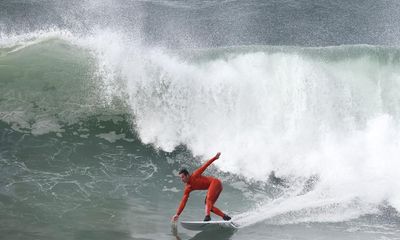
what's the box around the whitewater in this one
[2,1,400,239]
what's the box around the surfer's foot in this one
[204,215,211,221]
[223,214,231,221]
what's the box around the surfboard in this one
[180,220,239,231]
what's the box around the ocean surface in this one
[1,1,400,239]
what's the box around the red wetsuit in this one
[176,156,225,218]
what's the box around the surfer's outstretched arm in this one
[192,152,221,177]
[172,187,191,221]
[176,192,190,215]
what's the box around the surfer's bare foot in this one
[223,214,231,221]
[203,215,211,221]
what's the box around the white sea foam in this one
[115,45,400,225]
[96,131,126,143]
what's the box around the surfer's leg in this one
[205,179,223,216]
[211,206,225,217]
[205,197,224,217]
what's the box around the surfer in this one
[171,152,231,222]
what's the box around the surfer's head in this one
[179,168,190,183]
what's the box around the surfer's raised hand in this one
[214,152,221,160]
[172,214,179,222]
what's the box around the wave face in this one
[0,32,127,134]
[2,31,400,229]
